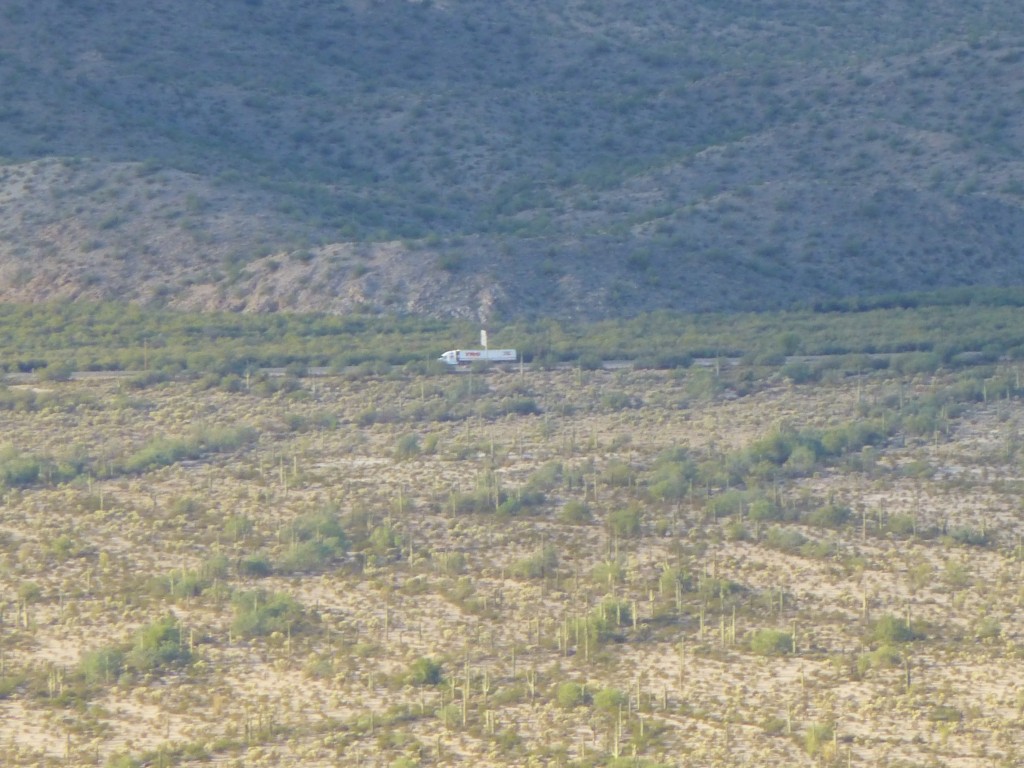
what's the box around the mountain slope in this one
[2,1,1024,318]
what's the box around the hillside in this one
[2,357,1024,766]
[2,1,1024,318]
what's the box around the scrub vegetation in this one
[0,301,1022,766]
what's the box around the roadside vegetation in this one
[3,288,1024,376]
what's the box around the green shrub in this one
[648,454,698,502]
[602,391,637,410]
[443,577,475,607]
[893,352,941,374]
[942,560,971,588]
[511,545,558,579]
[126,370,170,389]
[120,426,257,474]
[764,527,807,553]
[0,454,41,488]
[928,705,962,722]
[750,629,793,656]
[152,569,209,599]
[748,496,785,522]
[885,514,917,535]
[799,538,836,559]
[658,565,691,595]
[559,500,591,524]
[859,644,902,674]
[634,352,692,370]
[120,437,190,474]
[239,553,273,577]
[105,753,140,768]
[80,647,126,685]
[37,360,75,381]
[394,433,420,461]
[707,489,747,518]
[973,616,1001,641]
[277,508,349,573]
[806,503,850,528]
[593,687,626,713]
[278,540,339,573]
[0,386,38,412]
[744,431,795,466]
[697,577,741,600]
[607,503,641,537]
[369,524,402,557]
[448,488,497,515]
[571,600,633,647]
[945,526,992,547]
[869,614,920,644]
[526,461,562,491]
[202,553,229,581]
[555,681,586,709]
[783,444,820,474]
[436,551,466,575]
[601,459,634,487]
[496,489,546,518]
[125,617,191,674]
[725,521,749,541]
[49,534,79,560]
[408,657,443,686]
[505,397,540,415]
[232,591,308,638]
[598,599,632,629]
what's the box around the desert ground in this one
[0,362,1021,767]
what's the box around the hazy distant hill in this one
[2,0,1024,319]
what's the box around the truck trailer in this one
[438,349,517,366]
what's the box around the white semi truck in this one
[438,348,517,366]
